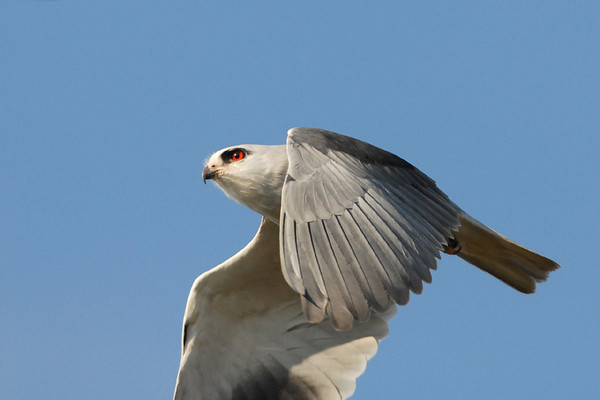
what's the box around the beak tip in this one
[202,166,214,184]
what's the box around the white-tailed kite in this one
[174,128,559,400]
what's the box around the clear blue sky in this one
[1,2,598,399]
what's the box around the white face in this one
[203,144,289,223]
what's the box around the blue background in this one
[1,2,598,399]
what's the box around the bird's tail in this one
[448,214,560,293]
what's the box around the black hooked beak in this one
[202,166,217,184]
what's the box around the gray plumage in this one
[175,127,560,400]
[281,128,463,329]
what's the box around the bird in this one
[173,127,560,400]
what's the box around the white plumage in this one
[174,128,559,400]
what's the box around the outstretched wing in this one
[280,128,462,330]
[174,218,394,400]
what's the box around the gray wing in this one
[174,218,394,400]
[280,128,462,330]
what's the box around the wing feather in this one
[280,214,304,292]
[364,192,435,283]
[296,222,328,311]
[280,128,462,326]
[349,203,411,305]
[378,188,447,253]
[327,215,390,314]
[359,195,424,294]
[306,221,354,328]
[320,219,371,322]
[334,212,394,313]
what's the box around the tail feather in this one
[450,214,560,293]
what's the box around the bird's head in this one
[202,144,289,223]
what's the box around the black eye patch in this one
[221,148,250,163]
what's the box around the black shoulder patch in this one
[291,128,415,169]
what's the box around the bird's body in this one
[175,217,394,399]
[174,128,559,400]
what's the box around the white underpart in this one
[174,218,393,399]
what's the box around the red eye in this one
[232,151,245,161]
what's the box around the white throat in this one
[213,144,289,224]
